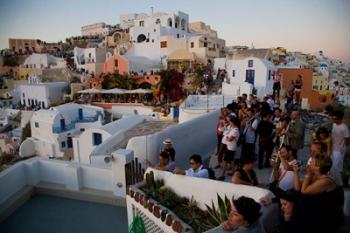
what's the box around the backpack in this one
[202,166,216,180]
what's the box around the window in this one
[248,60,254,67]
[160,41,167,48]
[22,93,25,98]
[190,42,194,48]
[137,34,147,43]
[268,70,271,80]
[203,42,208,48]
[114,59,118,67]
[232,70,235,77]
[89,53,91,58]
[245,70,255,84]
[93,133,102,146]
[177,34,180,38]
[139,21,144,27]
[61,141,66,148]
[80,128,85,132]
[167,18,172,27]
[35,122,39,128]
[155,19,161,24]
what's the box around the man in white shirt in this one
[174,154,209,179]
[331,110,350,185]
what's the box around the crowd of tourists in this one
[144,91,348,233]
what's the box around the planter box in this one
[127,182,194,233]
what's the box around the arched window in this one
[181,19,186,30]
[175,17,180,28]
[167,18,172,27]
[137,34,147,43]
[155,18,161,24]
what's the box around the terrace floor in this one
[0,195,128,233]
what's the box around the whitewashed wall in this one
[127,111,219,168]
[111,105,155,118]
[0,158,114,206]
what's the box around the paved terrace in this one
[109,119,175,152]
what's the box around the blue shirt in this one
[185,165,209,179]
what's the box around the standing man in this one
[241,108,259,158]
[287,110,305,159]
[273,71,281,97]
[162,138,176,162]
[331,110,350,185]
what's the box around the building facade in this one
[74,47,108,75]
[20,103,104,159]
[18,79,67,109]
[222,57,276,97]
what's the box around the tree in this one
[21,122,31,142]
[3,55,19,67]
[70,76,81,83]
[101,73,138,90]
[156,70,185,102]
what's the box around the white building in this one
[81,22,110,36]
[73,116,144,167]
[74,47,108,75]
[319,62,330,80]
[120,13,148,29]
[216,57,277,97]
[22,53,65,69]
[127,11,192,65]
[19,103,104,159]
[18,78,67,109]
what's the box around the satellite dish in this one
[104,156,111,163]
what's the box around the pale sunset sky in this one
[0,0,349,62]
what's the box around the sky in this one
[0,0,349,62]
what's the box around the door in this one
[67,137,73,148]
[245,70,255,85]
[60,119,66,131]
[78,108,83,121]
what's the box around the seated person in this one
[222,196,265,233]
[174,154,209,179]
[145,151,176,172]
[232,156,258,186]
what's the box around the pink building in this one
[103,54,129,75]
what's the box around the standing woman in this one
[218,115,240,180]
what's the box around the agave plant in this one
[200,194,232,230]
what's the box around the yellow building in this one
[312,73,331,91]
[18,68,43,80]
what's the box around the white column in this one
[64,162,82,191]
[111,149,134,197]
